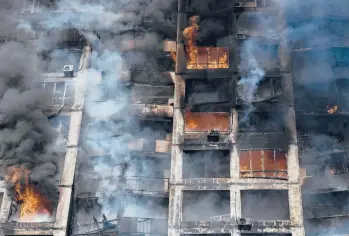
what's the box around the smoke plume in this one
[0,1,60,214]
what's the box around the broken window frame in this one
[239,149,288,179]
[33,81,75,108]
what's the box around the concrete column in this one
[230,145,240,180]
[168,187,183,236]
[169,1,186,235]
[230,188,241,220]
[278,4,305,236]
[288,185,304,226]
[54,46,90,234]
[0,185,10,223]
[278,3,300,184]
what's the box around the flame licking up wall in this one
[6,166,52,222]
[171,16,229,69]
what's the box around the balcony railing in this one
[73,217,167,236]
[0,221,55,230]
[125,177,169,194]
[77,177,169,199]
[304,206,349,219]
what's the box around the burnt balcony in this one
[183,112,231,150]
[303,190,349,219]
[236,12,278,38]
[186,47,229,70]
[77,176,169,199]
[131,84,174,105]
[0,221,55,231]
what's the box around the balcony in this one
[303,190,349,219]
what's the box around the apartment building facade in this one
[0,0,349,236]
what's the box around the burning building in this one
[1,0,349,236]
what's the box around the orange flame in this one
[183,16,229,69]
[327,105,338,114]
[6,166,52,221]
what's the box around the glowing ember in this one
[6,166,52,222]
[327,105,338,114]
[183,16,229,69]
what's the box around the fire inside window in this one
[240,149,288,178]
[183,16,229,69]
[34,82,74,107]
[184,112,230,132]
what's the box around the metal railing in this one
[0,221,55,230]
[73,217,167,236]
[125,177,169,194]
[77,177,169,198]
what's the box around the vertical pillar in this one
[230,11,240,181]
[168,1,186,236]
[278,2,305,235]
[278,3,300,184]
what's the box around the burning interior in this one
[6,166,57,222]
[239,150,288,179]
[184,78,231,133]
[183,150,230,178]
[241,190,290,220]
[293,49,349,114]
[182,191,230,221]
[176,14,230,69]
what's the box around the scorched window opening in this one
[182,191,230,221]
[185,78,231,112]
[183,150,230,178]
[239,149,288,179]
[32,81,75,108]
[241,190,290,220]
[238,111,284,133]
[303,191,349,219]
